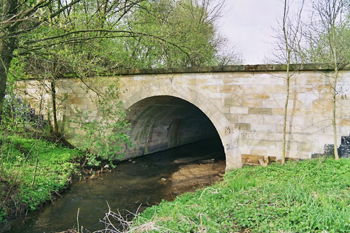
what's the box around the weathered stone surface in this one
[249,108,272,115]
[234,123,251,130]
[243,99,262,108]
[253,93,270,99]
[224,98,243,107]
[16,65,350,171]
[230,106,249,115]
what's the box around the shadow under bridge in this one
[123,96,225,161]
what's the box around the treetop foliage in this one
[3,0,241,82]
[0,0,242,115]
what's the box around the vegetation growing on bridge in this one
[70,79,131,166]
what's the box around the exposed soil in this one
[169,160,226,195]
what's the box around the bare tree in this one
[304,0,350,159]
[273,0,305,164]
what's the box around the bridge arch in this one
[17,65,350,170]
[121,84,242,170]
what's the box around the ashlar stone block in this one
[230,106,249,115]
[249,108,272,115]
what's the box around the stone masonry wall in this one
[16,64,350,171]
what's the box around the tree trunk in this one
[51,80,59,135]
[0,0,19,116]
[333,67,339,160]
[281,0,290,165]
[0,38,16,116]
[282,60,290,165]
[331,24,339,160]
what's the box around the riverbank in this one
[1,137,227,232]
[3,135,350,232]
[0,135,85,226]
[130,157,350,232]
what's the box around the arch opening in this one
[124,96,225,162]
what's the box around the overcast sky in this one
[218,0,283,64]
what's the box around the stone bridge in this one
[17,64,350,171]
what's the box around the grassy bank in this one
[0,135,83,223]
[131,158,350,232]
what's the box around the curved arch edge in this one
[121,84,243,170]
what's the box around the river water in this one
[4,138,225,233]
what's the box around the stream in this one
[4,138,225,233]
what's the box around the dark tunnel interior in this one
[124,96,224,158]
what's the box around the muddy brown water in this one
[3,138,225,233]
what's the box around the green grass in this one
[132,158,350,232]
[0,135,83,223]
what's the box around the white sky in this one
[218,0,283,64]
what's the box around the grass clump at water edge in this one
[129,158,350,232]
[0,135,84,223]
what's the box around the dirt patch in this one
[169,160,225,194]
